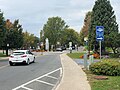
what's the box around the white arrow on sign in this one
[97,38,103,39]
[97,28,103,32]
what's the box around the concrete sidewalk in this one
[56,53,91,90]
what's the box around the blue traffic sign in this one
[96,26,104,41]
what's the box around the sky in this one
[0,0,120,37]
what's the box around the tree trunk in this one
[111,46,117,54]
[6,48,8,56]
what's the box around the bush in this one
[89,60,120,76]
[109,53,120,58]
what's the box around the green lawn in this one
[67,52,85,59]
[67,52,120,60]
[85,70,120,90]
[0,53,7,57]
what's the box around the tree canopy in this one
[42,16,68,47]
[4,19,24,49]
[23,31,39,49]
[0,10,39,52]
[80,11,92,45]
[0,11,5,48]
[88,0,119,54]
[63,28,80,47]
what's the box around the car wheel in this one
[27,59,30,65]
[9,62,13,66]
[33,57,35,63]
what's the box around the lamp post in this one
[84,37,88,51]
[6,44,9,56]
[84,37,88,70]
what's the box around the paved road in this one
[0,52,62,90]
[0,59,8,68]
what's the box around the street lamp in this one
[84,37,88,70]
[84,37,88,46]
[6,44,9,56]
[7,44,9,47]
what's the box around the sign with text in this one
[96,26,104,41]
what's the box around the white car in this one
[9,50,35,66]
[56,47,63,52]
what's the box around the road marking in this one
[22,86,33,90]
[0,65,9,69]
[12,68,62,90]
[36,80,54,86]
[47,75,58,80]
[52,68,63,90]
[59,67,63,78]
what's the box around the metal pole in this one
[84,54,88,70]
[100,41,101,60]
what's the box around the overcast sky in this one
[0,0,119,37]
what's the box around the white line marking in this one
[0,65,9,69]
[47,75,58,80]
[12,68,62,90]
[52,68,63,90]
[36,80,54,86]
[60,68,63,77]
[22,86,33,90]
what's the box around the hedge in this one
[89,60,120,76]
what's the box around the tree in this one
[89,0,119,54]
[4,19,23,49]
[42,16,68,48]
[0,11,5,48]
[23,31,39,49]
[108,32,120,54]
[62,28,80,47]
[80,11,92,45]
[40,30,45,42]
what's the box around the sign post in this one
[100,41,102,59]
[96,26,104,60]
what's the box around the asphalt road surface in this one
[0,52,62,90]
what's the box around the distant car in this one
[61,46,66,50]
[9,50,35,66]
[56,47,63,52]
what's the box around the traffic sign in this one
[96,26,104,41]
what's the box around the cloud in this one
[0,0,119,37]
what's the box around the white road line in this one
[47,75,58,80]
[12,68,62,90]
[60,68,63,77]
[36,80,54,86]
[22,86,33,90]
[0,65,9,69]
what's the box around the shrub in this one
[109,53,120,58]
[89,60,120,76]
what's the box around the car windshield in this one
[13,52,25,55]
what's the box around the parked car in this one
[56,47,63,52]
[9,50,35,66]
[61,46,66,50]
